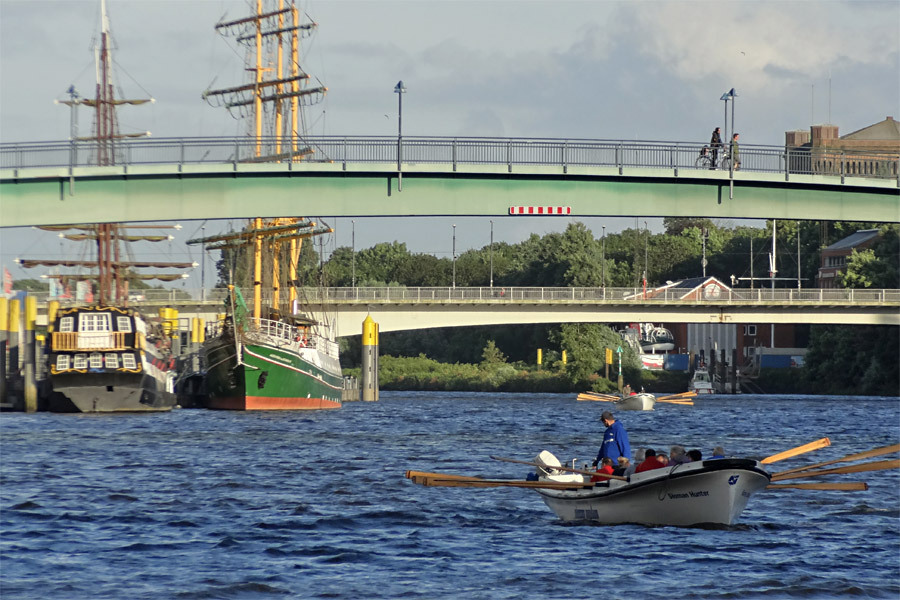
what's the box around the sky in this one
[1,0,898,289]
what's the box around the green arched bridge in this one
[1,136,898,227]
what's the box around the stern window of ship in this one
[122,354,137,369]
[59,317,75,332]
[89,353,103,369]
[56,355,70,370]
[80,313,112,332]
[116,316,132,332]
[105,353,119,369]
[74,354,88,369]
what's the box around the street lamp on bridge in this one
[489,220,494,289]
[452,224,457,288]
[394,80,406,190]
[720,88,736,143]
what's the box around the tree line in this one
[215,217,893,396]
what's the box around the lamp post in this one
[720,88,736,144]
[351,219,356,288]
[394,80,406,190]
[489,220,494,289]
[601,225,606,293]
[452,224,457,288]
[643,220,649,297]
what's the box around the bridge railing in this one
[24,286,900,307]
[2,136,897,180]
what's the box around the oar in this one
[766,481,869,491]
[576,392,618,402]
[405,470,592,490]
[658,391,698,401]
[771,443,900,478]
[489,455,628,481]
[657,399,694,406]
[770,459,900,482]
[760,437,831,464]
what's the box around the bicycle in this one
[695,145,732,170]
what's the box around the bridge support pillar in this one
[361,316,379,402]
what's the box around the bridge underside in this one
[2,163,898,227]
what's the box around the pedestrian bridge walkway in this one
[30,286,900,335]
[2,136,898,227]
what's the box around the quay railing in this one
[2,136,898,182]
[25,286,900,308]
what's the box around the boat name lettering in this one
[263,353,293,365]
[666,490,709,499]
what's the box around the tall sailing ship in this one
[189,2,342,410]
[16,0,194,412]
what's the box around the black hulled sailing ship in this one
[17,0,194,412]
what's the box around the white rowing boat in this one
[616,392,656,411]
[533,451,771,526]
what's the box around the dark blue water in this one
[2,393,898,599]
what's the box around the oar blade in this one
[761,437,831,465]
[771,459,900,482]
[772,443,900,478]
[766,481,869,491]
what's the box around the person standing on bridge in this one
[710,127,722,169]
[593,410,631,467]
[730,132,741,170]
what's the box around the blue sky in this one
[1,0,898,288]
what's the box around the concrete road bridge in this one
[2,136,898,227]
[27,286,900,335]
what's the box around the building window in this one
[105,353,119,369]
[116,316,132,332]
[59,317,75,333]
[122,353,137,369]
[89,353,103,369]
[56,355,71,370]
[745,325,757,336]
[74,354,88,369]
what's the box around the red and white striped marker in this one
[508,206,571,215]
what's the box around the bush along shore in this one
[344,354,690,394]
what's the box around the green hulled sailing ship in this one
[189,2,339,410]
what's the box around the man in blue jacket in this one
[593,410,631,467]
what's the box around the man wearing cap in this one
[593,410,631,467]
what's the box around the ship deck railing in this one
[53,331,129,351]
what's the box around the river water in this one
[1,392,898,599]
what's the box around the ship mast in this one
[21,1,192,306]
[201,1,328,320]
[203,0,326,162]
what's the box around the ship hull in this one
[48,371,176,413]
[203,335,342,411]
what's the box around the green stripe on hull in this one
[204,336,343,410]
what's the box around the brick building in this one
[785,116,900,177]
[816,228,881,288]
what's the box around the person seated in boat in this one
[656,453,670,467]
[623,384,632,396]
[711,446,726,459]
[623,449,644,477]
[687,449,703,462]
[635,448,667,473]
[591,457,615,483]
[592,410,632,468]
[613,456,630,477]
[669,445,691,465]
